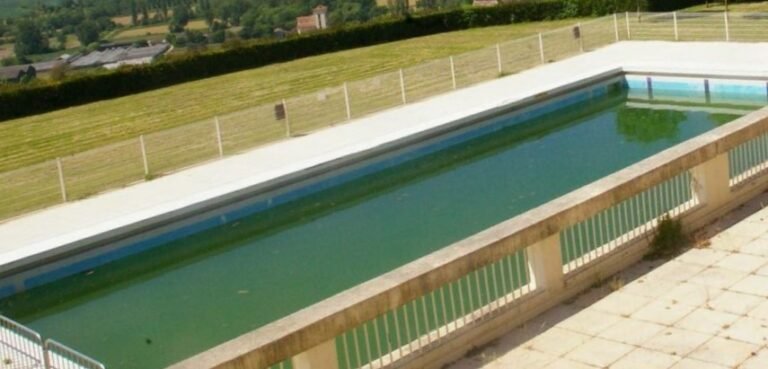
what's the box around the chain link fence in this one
[2,12,766,222]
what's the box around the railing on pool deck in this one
[167,104,768,369]
[0,315,105,369]
[3,11,768,222]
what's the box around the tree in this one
[76,20,101,45]
[130,0,139,25]
[169,5,190,33]
[14,20,48,58]
[616,107,685,143]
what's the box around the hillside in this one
[0,17,583,173]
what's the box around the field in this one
[0,17,587,174]
[111,19,209,41]
[685,1,768,12]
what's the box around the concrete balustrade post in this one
[527,234,564,295]
[292,339,339,369]
[691,153,732,212]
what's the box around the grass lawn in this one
[112,19,209,41]
[685,1,768,12]
[0,17,587,174]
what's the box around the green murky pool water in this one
[2,83,764,369]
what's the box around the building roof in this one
[70,43,169,69]
[296,15,319,33]
[0,65,29,80]
[473,0,499,6]
[313,4,328,14]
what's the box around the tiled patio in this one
[450,193,768,369]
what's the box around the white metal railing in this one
[5,11,768,222]
[0,315,104,369]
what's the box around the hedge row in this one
[0,0,639,121]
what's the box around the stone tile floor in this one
[450,192,768,369]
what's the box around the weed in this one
[646,214,689,259]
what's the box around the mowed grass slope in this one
[0,18,584,173]
[685,1,768,12]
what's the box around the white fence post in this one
[139,135,149,177]
[673,12,679,41]
[56,158,67,202]
[625,11,632,40]
[538,33,545,63]
[577,22,584,52]
[214,117,224,158]
[283,98,291,137]
[399,68,407,104]
[449,56,457,89]
[724,11,730,41]
[496,43,503,74]
[343,82,352,120]
[613,13,620,41]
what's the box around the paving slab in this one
[449,197,768,369]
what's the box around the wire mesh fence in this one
[2,12,768,222]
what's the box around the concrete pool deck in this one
[2,41,768,283]
[449,193,768,369]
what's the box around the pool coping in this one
[1,41,768,285]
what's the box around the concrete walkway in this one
[449,193,768,369]
[2,42,768,278]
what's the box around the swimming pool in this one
[2,74,766,369]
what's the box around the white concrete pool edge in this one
[1,41,767,275]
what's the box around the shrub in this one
[647,215,688,259]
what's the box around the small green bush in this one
[647,214,688,259]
